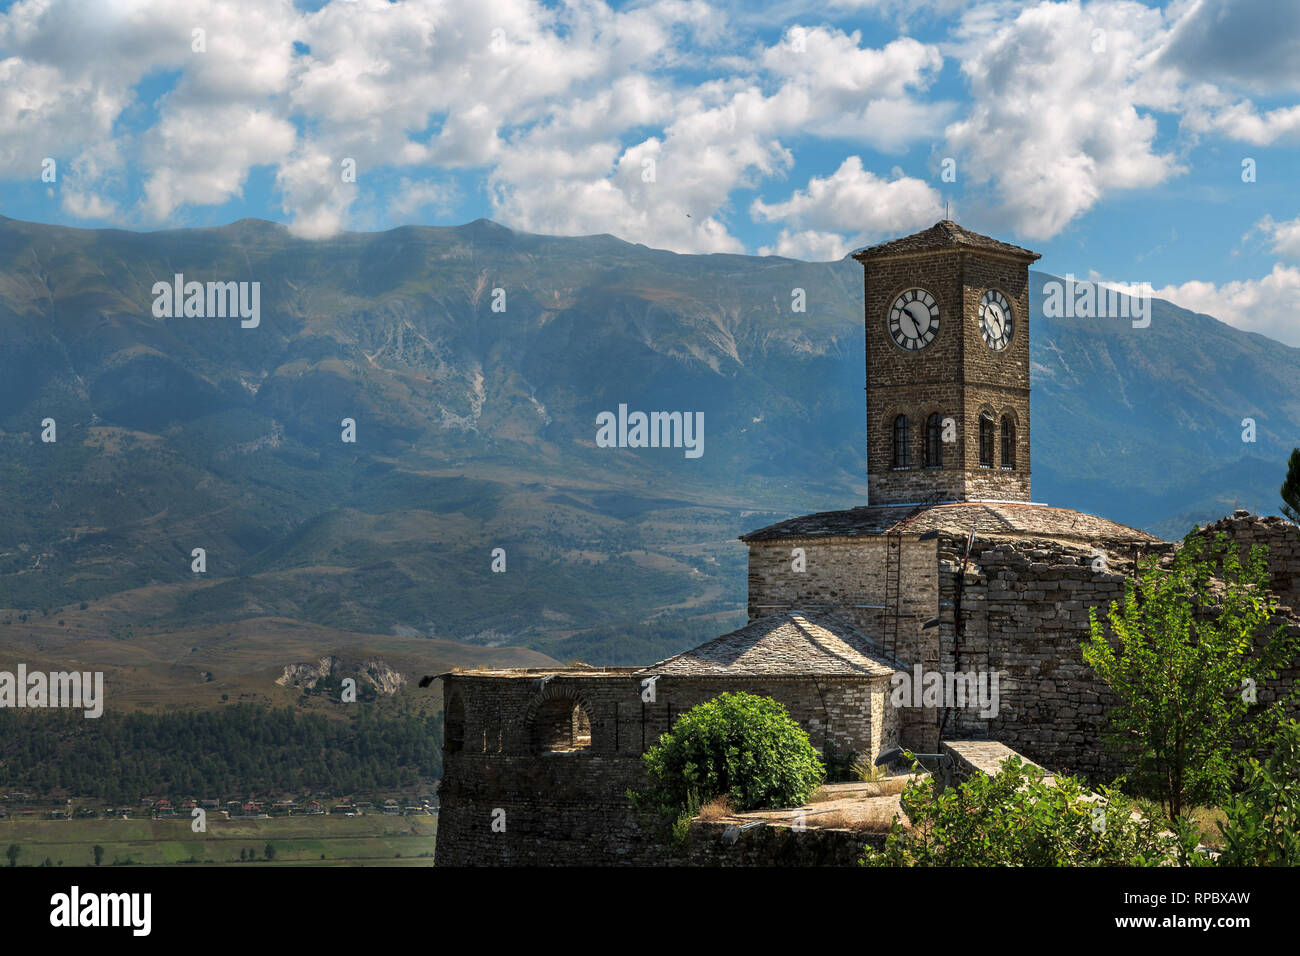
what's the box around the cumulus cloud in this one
[1256,215,1300,261]
[2,0,1296,262]
[752,156,941,259]
[943,0,1183,239]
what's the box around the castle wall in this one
[742,515,1300,778]
[921,516,1300,778]
[437,670,893,865]
[1202,512,1300,612]
[928,536,1140,775]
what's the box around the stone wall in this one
[1202,511,1300,612]
[438,511,1300,865]
[436,669,895,865]
[919,515,1300,778]
[745,535,938,655]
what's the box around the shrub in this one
[1217,720,1300,866]
[861,755,1201,867]
[634,692,825,816]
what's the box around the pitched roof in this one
[852,220,1039,262]
[636,611,898,678]
[740,501,1160,545]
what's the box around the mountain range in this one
[0,213,1295,688]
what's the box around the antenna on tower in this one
[945,201,950,221]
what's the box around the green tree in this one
[5,844,19,867]
[862,755,1200,867]
[1084,531,1298,820]
[632,692,825,816]
[1282,448,1300,522]
[1217,720,1300,866]
[264,843,276,862]
[92,845,104,866]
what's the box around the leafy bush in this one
[634,692,825,815]
[1217,720,1300,866]
[1083,531,1298,819]
[862,755,1201,867]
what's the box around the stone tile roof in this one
[852,220,1039,262]
[740,501,1161,545]
[636,610,897,678]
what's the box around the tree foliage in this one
[1281,448,1300,522]
[1217,720,1300,866]
[0,704,442,801]
[1083,531,1298,819]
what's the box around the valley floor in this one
[0,814,437,867]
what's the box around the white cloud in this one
[388,177,460,222]
[142,106,296,220]
[1154,264,1300,346]
[60,189,116,220]
[759,228,856,260]
[5,0,1294,266]
[1250,215,1300,261]
[752,156,941,258]
[943,0,1183,239]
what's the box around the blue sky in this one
[1,0,1299,342]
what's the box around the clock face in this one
[978,289,1013,351]
[888,288,939,350]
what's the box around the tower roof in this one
[636,610,898,678]
[852,220,1040,262]
[741,501,1160,546]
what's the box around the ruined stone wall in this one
[922,517,1300,778]
[917,535,1159,775]
[437,670,893,865]
[1202,512,1300,612]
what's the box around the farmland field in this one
[0,814,437,867]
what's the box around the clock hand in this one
[904,305,921,337]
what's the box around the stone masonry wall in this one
[1202,511,1300,613]
[924,515,1300,778]
[746,534,938,749]
[437,670,894,865]
[745,535,938,655]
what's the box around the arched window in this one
[924,413,943,468]
[892,415,910,468]
[1001,416,1016,470]
[533,697,593,753]
[979,414,995,468]
[444,694,465,755]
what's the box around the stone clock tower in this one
[852,221,1041,506]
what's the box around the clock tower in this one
[852,221,1041,506]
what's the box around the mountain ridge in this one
[0,214,1293,668]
